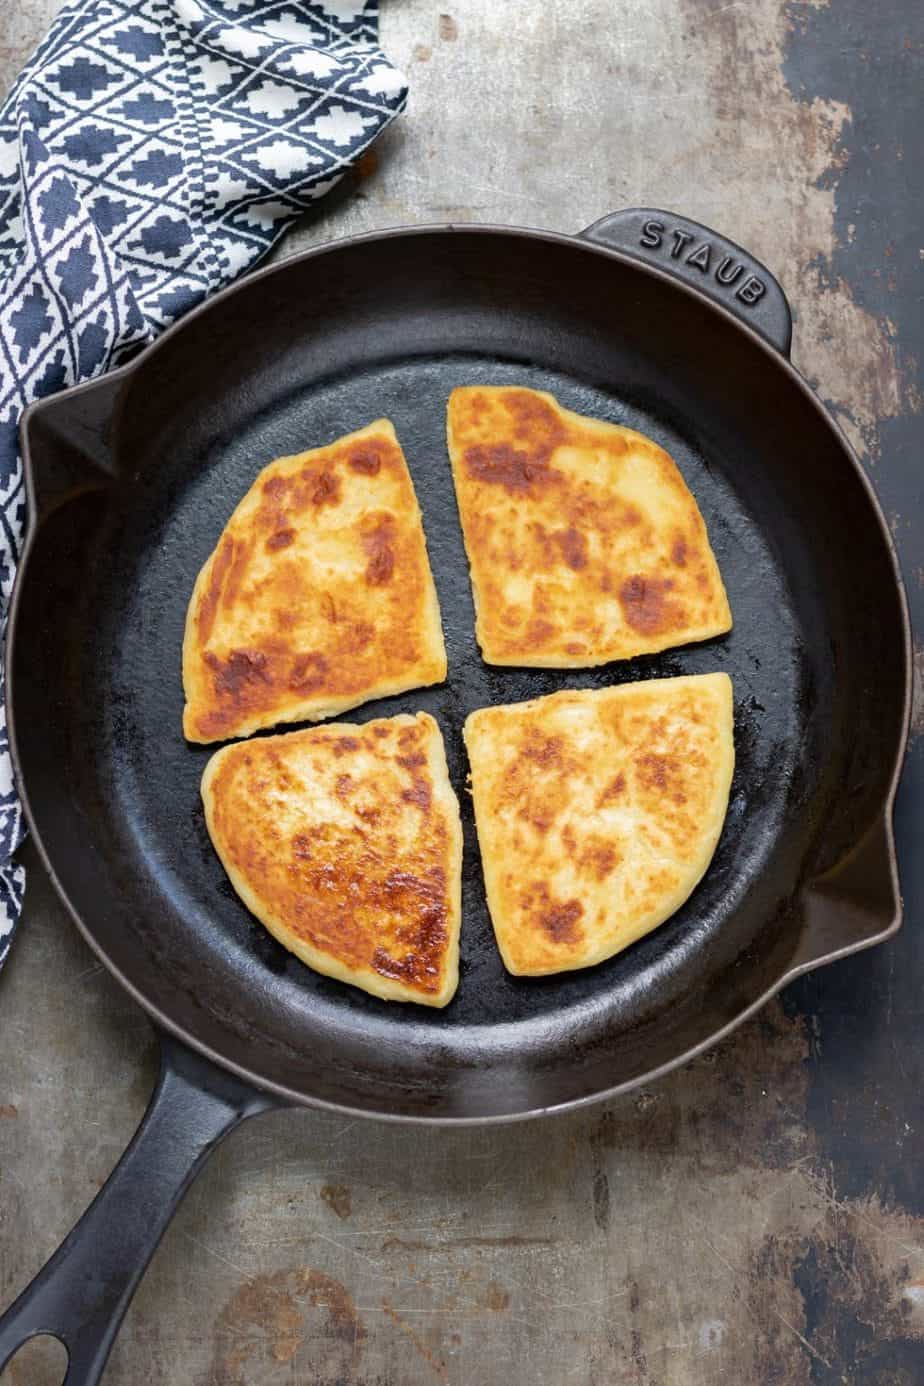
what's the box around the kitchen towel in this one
[0,0,407,968]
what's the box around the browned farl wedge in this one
[183,420,446,743]
[464,674,734,976]
[202,713,463,1006]
[447,386,732,666]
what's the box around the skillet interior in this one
[9,228,907,1119]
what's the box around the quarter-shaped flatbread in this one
[447,386,731,666]
[464,674,734,976]
[202,713,462,1006]
[183,420,445,742]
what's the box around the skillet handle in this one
[581,208,793,356]
[0,1035,278,1386]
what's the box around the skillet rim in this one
[8,220,913,1124]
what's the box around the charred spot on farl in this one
[619,574,678,635]
[597,771,627,806]
[262,475,288,500]
[502,389,568,456]
[204,647,272,699]
[197,536,235,644]
[361,514,396,586]
[348,445,382,475]
[309,469,341,507]
[463,443,554,493]
[369,867,448,990]
[266,527,295,552]
[289,651,328,692]
[542,898,584,943]
[554,525,588,570]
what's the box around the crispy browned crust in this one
[447,386,732,666]
[183,420,446,742]
[464,675,735,976]
[202,713,462,1006]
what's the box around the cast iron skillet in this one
[0,209,911,1383]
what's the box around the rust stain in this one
[355,148,378,180]
[484,1281,510,1312]
[622,977,917,1361]
[678,0,919,461]
[383,1299,449,1383]
[0,1103,17,1117]
[438,13,458,41]
[7,1337,69,1385]
[301,1269,363,1342]
[320,1182,352,1219]
[207,1267,365,1386]
[413,42,432,62]
[579,997,924,1378]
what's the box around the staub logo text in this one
[639,219,766,306]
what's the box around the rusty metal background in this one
[1,2,922,1382]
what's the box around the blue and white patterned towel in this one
[0,0,407,968]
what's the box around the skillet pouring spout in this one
[19,369,125,522]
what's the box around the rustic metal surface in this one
[1,2,922,1382]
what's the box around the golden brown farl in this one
[447,385,732,666]
[202,712,463,1006]
[183,420,446,742]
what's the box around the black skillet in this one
[0,209,911,1383]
